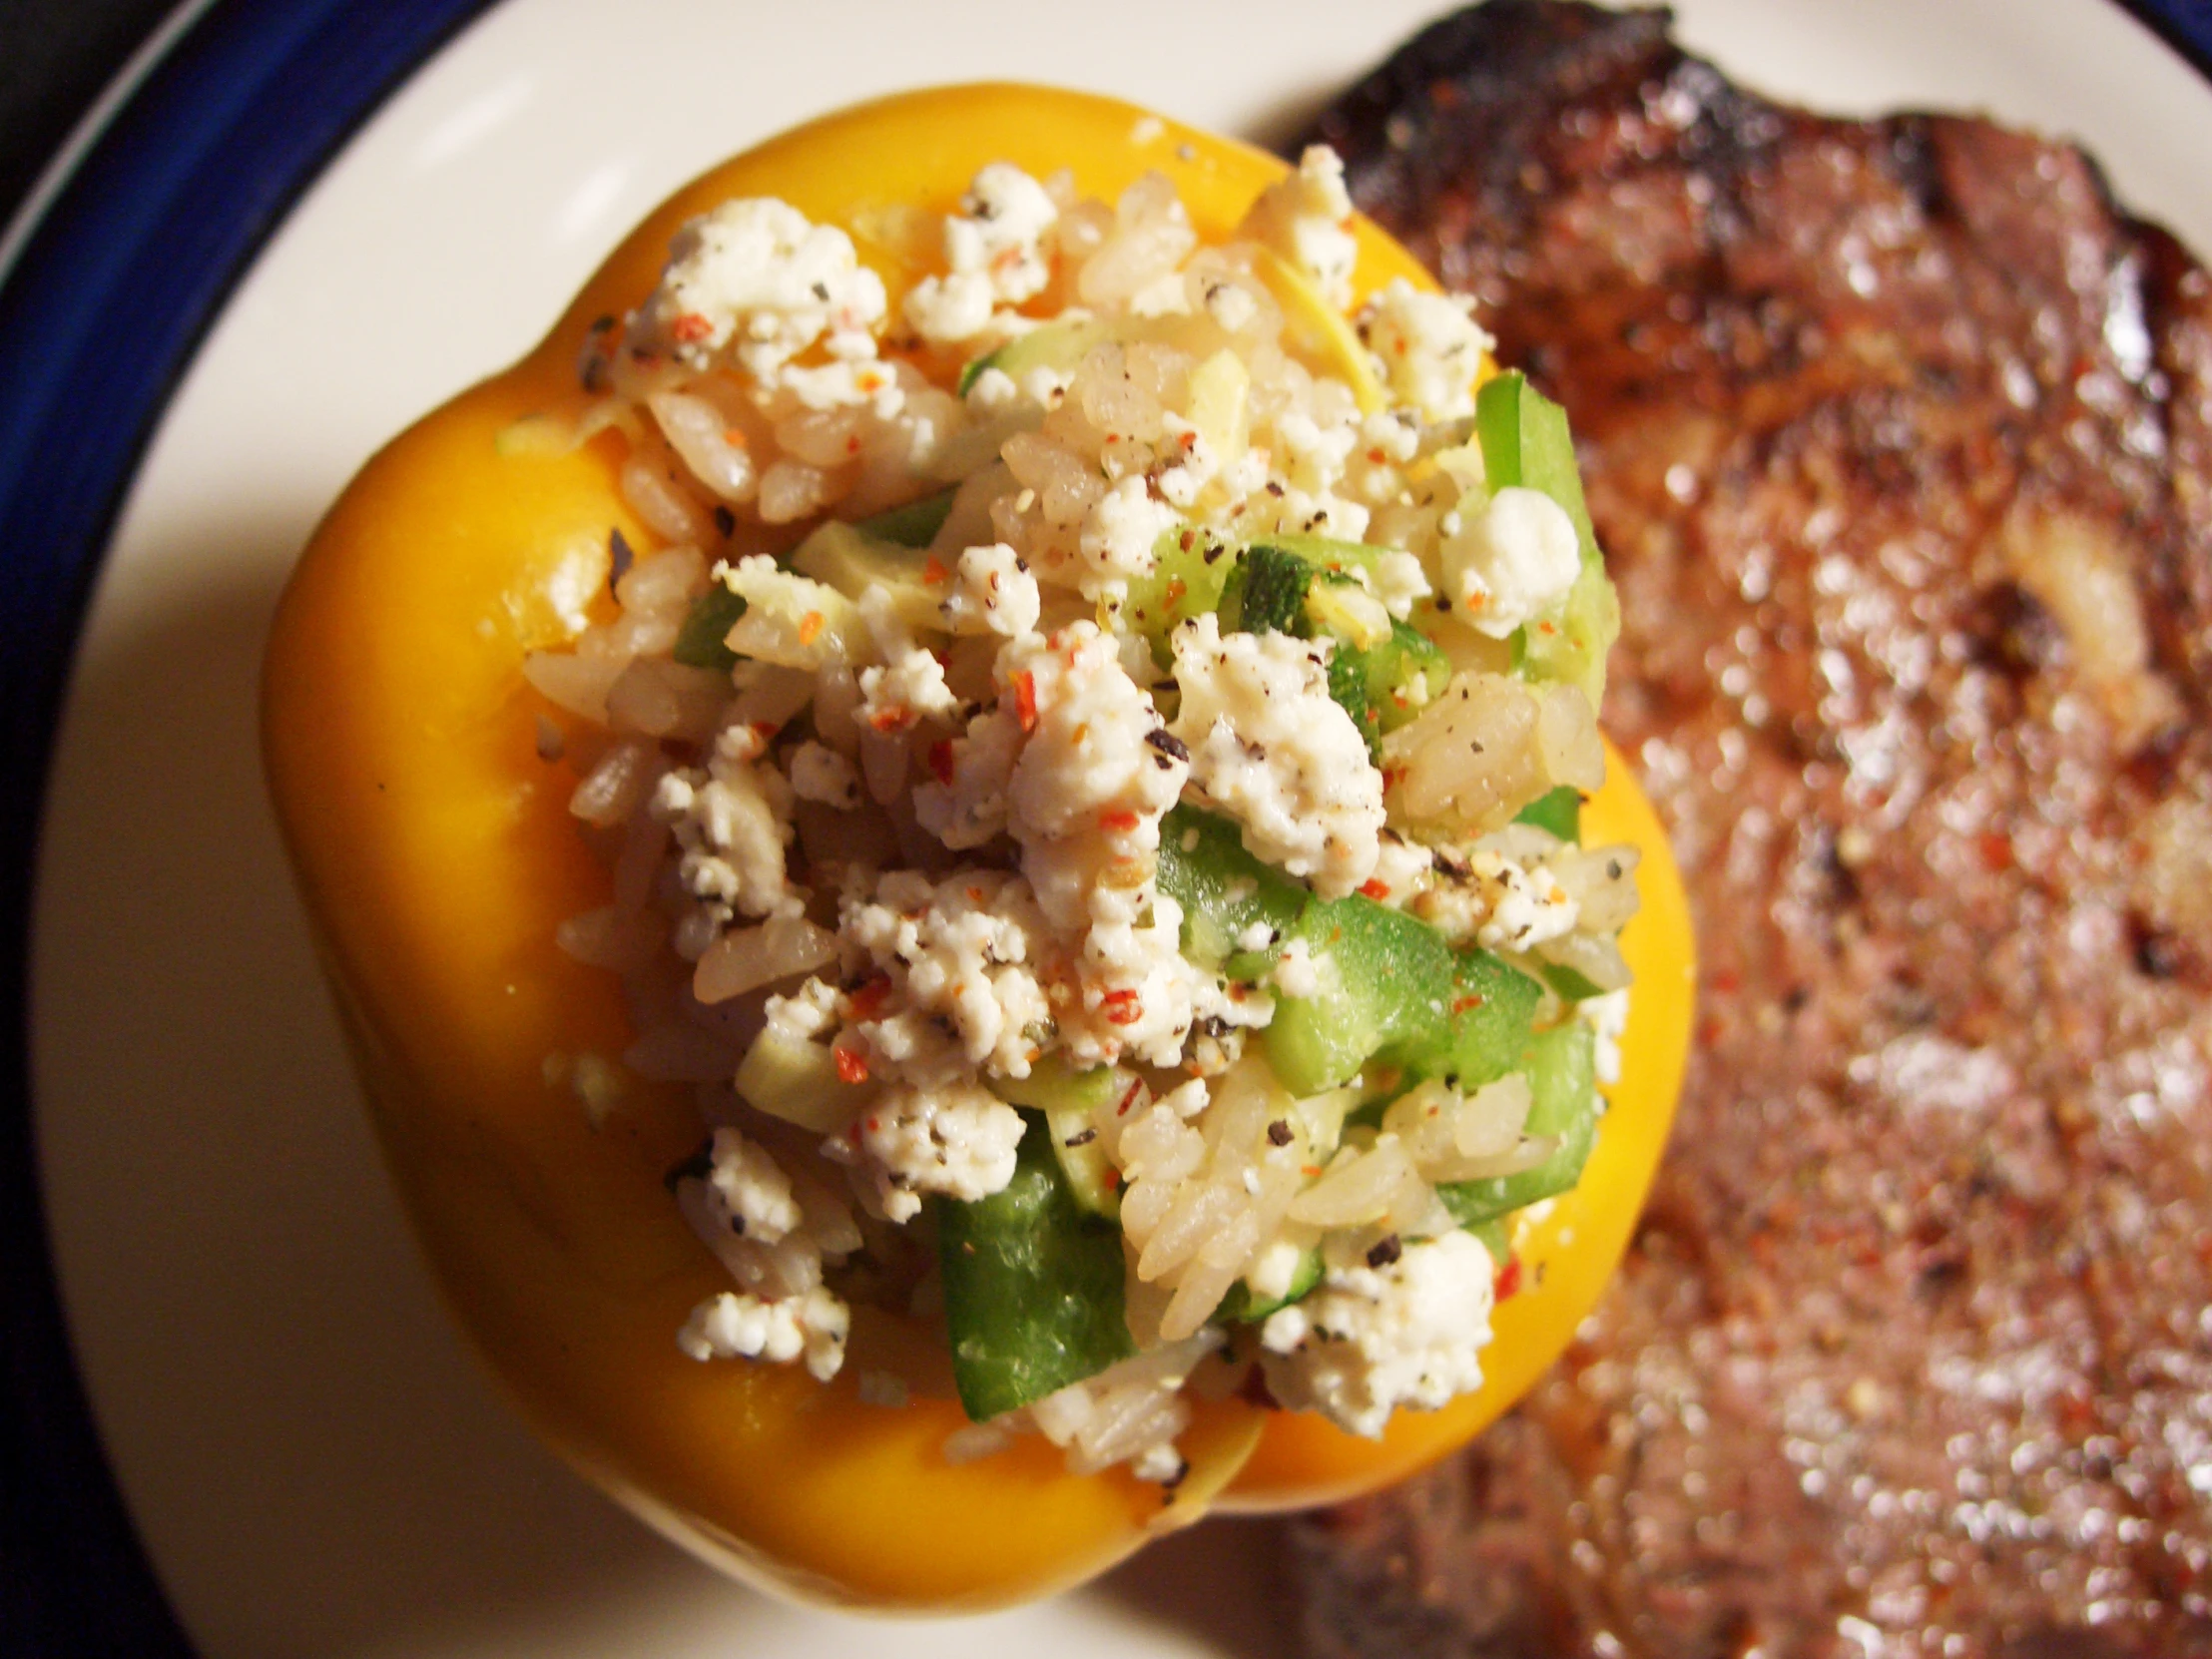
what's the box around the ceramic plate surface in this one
[17,1,2212,1654]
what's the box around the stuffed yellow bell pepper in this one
[263,83,1692,1610]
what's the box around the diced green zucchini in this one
[855,485,957,548]
[1228,541,1314,637]
[957,315,1111,396]
[1521,559,1620,709]
[1212,1245,1324,1324]
[990,1057,1125,1220]
[935,1110,1135,1422]
[1540,961,1610,1004]
[1122,524,1238,665]
[1437,1023,1598,1228]
[1332,618,1450,751]
[1155,806,1306,978]
[788,520,942,634]
[671,583,747,672]
[1514,785,1583,843]
[732,1026,870,1133]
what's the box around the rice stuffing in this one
[527,146,1640,1483]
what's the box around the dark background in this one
[2,0,182,235]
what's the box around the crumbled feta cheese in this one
[1077,475,1178,597]
[855,585,959,732]
[913,703,1023,848]
[635,198,887,385]
[652,753,799,923]
[841,868,1052,1083]
[1360,278,1492,423]
[939,541,1041,637]
[1240,146,1359,309]
[787,741,859,808]
[1269,937,1334,1000]
[1441,486,1580,640]
[1169,614,1383,897]
[679,1285,850,1382]
[825,1080,1027,1222]
[904,164,1060,344]
[1371,549,1432,619]
[1579,986,1631,1086]
[1413,843,1580,952]
[700,1126,803,1244]
[1259,1229,1495,1437]
[1004,623,1187,926]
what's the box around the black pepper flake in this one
[811,280,830,300]
[1146,728,1191,763]
[1064,1128,1099,1147]
[608,526,636,590]
[1367,1234,1402,1269]
[712,504,737,538]
[663,1139,715,1193]
[1267,1119,1294,1147]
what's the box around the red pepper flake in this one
[868,707,912,734]
[1101,988,1143,1026]
[965,885,986,905]
[1451,993,1486,1014]
[751,721,781,742]
[670,312,714,343]
[1493,1256,1522,1301]
[1538,621,1559,636]
[722,427,750,449]
[1366,447,1386,465]
[1301,1164,1323,1178]
[1357,877,1390,900]
[921,556,949,586]
[1163,577,1188,608]
[1116,1078,1145,1117]
[1103,1167,1122,1191]
[846,977,893,1020]
[835,1048,870,1085]
[798,611,825,647]
[1013,670,1038,734]
[845,435,862,456]
[1099,808,1141,833]
[927,739,956,785]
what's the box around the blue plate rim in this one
[0,1,2206,1654]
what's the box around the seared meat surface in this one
[1292,5,2212,1655]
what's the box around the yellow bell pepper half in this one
[263,83,1693,1610]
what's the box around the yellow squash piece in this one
[264,82,1693,1610]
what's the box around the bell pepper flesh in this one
[262,82,1693,1607]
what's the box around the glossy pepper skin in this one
[263,83,1694,1609]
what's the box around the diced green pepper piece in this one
[1155,805,1305,977]
[1263,896,1456,1094]
[935,1111,1135,1422]
[1265,894,1543,1095]
[1514,785,1583,843]
[990,1057,1124,1220]
[671,583,747,671]
[855,486,956,548]
[1437,1023,1599,1229]
[1123,525,1238,665]
[1541,962,1610,1004]
[1247,532,1388,584]
[1474,372,1617,706]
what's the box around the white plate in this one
[29,2,2212,1654]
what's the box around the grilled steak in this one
[1291,5,2212,1655]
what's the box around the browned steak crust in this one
[1291,5,2212,1656]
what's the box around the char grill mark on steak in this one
[1294,5,2212,1657]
